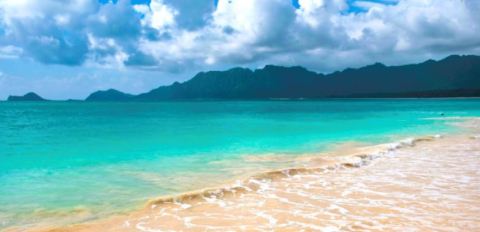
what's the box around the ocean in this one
[1,99,480,229]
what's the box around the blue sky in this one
[0,0,479,100]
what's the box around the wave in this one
[145,135,441,209]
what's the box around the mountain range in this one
[7,55,480,101]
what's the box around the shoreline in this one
[3,97,480,103]
[10,117,479,232]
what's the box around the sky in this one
[0,0,479,100]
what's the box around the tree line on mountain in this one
[7,55,480,101]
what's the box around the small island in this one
[7,92,46,102]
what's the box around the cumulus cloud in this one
[0,45,22,58]
[0,0,96,65]
[140,0,178,31]
[137,0,480,72]
[0,0,479,73]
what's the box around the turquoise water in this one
[1,99,479,228]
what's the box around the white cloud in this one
[134,0,178,32]
[86,34,129,69]
[54,14,71,26]
[149,0,178,30]
[138,0,480,73]
[2,0,479,71]
[0,45,23,59]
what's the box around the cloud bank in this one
[0,0,479,99]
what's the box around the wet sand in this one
[10,120,480,232]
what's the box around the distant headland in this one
[7,55,480,102]
[7,92,46,102]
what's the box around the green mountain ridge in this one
[7,55,480,101]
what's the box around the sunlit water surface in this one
[1,99,479,229]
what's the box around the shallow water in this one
[108,133,480,232]
[1,99,480,229]
[24,121,480,232]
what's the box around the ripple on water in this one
[7,120,480,232]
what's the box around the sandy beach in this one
[12,118,478,232]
